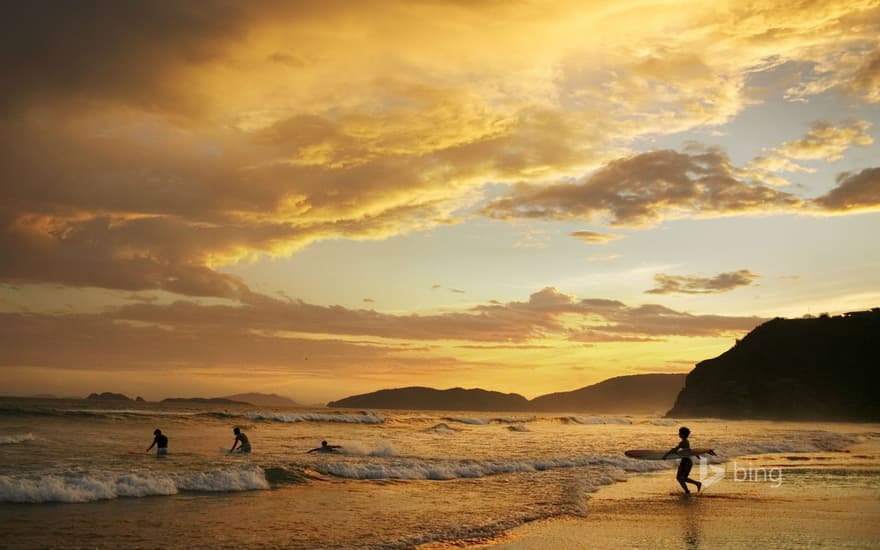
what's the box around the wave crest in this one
[560,416,632,425]
[209,411,386,424]
[312,454,665,481]
[0,433,35,445]
[0,465,269,503]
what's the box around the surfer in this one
[146,428,168,456]
[230,427,251,453]
[307,440,342,453]
[664,426,702,494]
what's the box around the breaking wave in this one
[207,411,386,424]
[0,465,269,504]
[560,416,633,425]
[422,423,462,434]
[718,432,858,458]
[0,433,35,445]
[312,453,666,481]
[334,440,398,457]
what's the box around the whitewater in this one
[1,396,877,549]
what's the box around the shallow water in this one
[1,397,877,549]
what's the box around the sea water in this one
[1,397,877,549]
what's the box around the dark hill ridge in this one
[667,309,880,421]
[222,393,300,407]
[529,373,686,414]
[161,397,249,405]
[327,387,530,411]
[87,392,131,401]
[327,374,686,413]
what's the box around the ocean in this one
[1,397,878,549]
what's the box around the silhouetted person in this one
[146,428,168,456]
[664,426,701,494]
[307,440,342,453]
[230,427,251,453]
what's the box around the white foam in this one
[336,440,398,457]
[0,465,269,503]
[720,431,857,458]
[313,454,667,481]
[0,433,35,445]
[241,411,385,424]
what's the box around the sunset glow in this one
[2,1,879,402]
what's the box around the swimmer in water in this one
[307,440,342,453]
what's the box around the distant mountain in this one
[328,387,530,411]
[668,309,880,421]
[87,392,132,401]
[529,373,686,413]
[222,393,300,407]
[327,376,686,413]
[161,397,249,405]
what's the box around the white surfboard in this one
[624,448,715,460]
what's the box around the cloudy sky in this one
[2,1,878,403]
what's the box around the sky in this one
[1,0,878,403]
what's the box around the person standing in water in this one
[146,428,168,456]
[664,426,702,494]
[230,427,251,453]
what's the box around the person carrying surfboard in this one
[146,428,168,456]
[230,427,251,453]
[664,426,702,494]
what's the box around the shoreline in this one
[436,443,880,549]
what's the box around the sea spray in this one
[0,433,35,445]
[234,411,386,424]
[337,440,398,457]
[312,454,669,481]
[0,465,269,503]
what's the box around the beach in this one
[2,398,879,549]
[474,443,880,550]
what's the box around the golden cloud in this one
[849,49,880,103]
[99,286,763,343]
[481,148,803,226]
[0,285,767,399]
[0,285,765,385]
[756,120,873,170]
[1,1,879,299]
[645,270,761,295]
[570,231,623,244]
[814,167,880,211]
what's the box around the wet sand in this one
[477,448,880,549]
